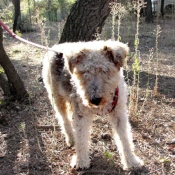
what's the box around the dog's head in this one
[65,41,129,107]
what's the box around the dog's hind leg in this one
[42,51,74,147]
[53,96,74,147]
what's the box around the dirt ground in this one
[0,16,175,175]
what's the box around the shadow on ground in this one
[0,104,52,174]
[125,70,175,98]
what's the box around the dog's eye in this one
[81,71,89,74]
[83,73,91,80]
[103,69,109,74]
[99,67,109,74]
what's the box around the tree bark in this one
[0,73,10,96]
[59,0,114,43]
[0,26,28,100]
[145,0,154,23]
[12,0,21,33]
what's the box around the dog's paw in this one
[123,156,144,170]
[65,135,74,147]
[70,154,90,170]
[66,138,74,148]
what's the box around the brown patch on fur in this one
[103,46,125,70]
[74,70,83,79]
[68,50,87,73]
[100,98,107,106]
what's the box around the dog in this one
[42,40,144,170]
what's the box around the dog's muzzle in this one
[90,97,102,106]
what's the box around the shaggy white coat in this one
[42,40,144,170]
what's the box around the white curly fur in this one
[42,40,144,170]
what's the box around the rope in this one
[0,20,58,52]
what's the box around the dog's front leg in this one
[109,110,144,170]
[70,110,93,170]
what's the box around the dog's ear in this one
[68,51,86,73]
[103,44,129,70]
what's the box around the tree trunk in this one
[59,0,114,43]
[0,26,28,100]
[12,0,21,33]
[145,0,154,23]
[160,0,164,16]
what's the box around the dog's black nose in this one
[90,97,102,106]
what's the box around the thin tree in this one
[59,0,114,43]
[27,0,32,24]
[0,26,28,100]
[145,0,154,23]
[12,0,21,33]
[160,0,164,16]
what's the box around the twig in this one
[78,170,106,175]
[35,125,60,130]
[148,168,163,174]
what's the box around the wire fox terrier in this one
[42,40,144,170]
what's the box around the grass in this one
[0,3,175,175]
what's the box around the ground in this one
[0,16,175,175]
